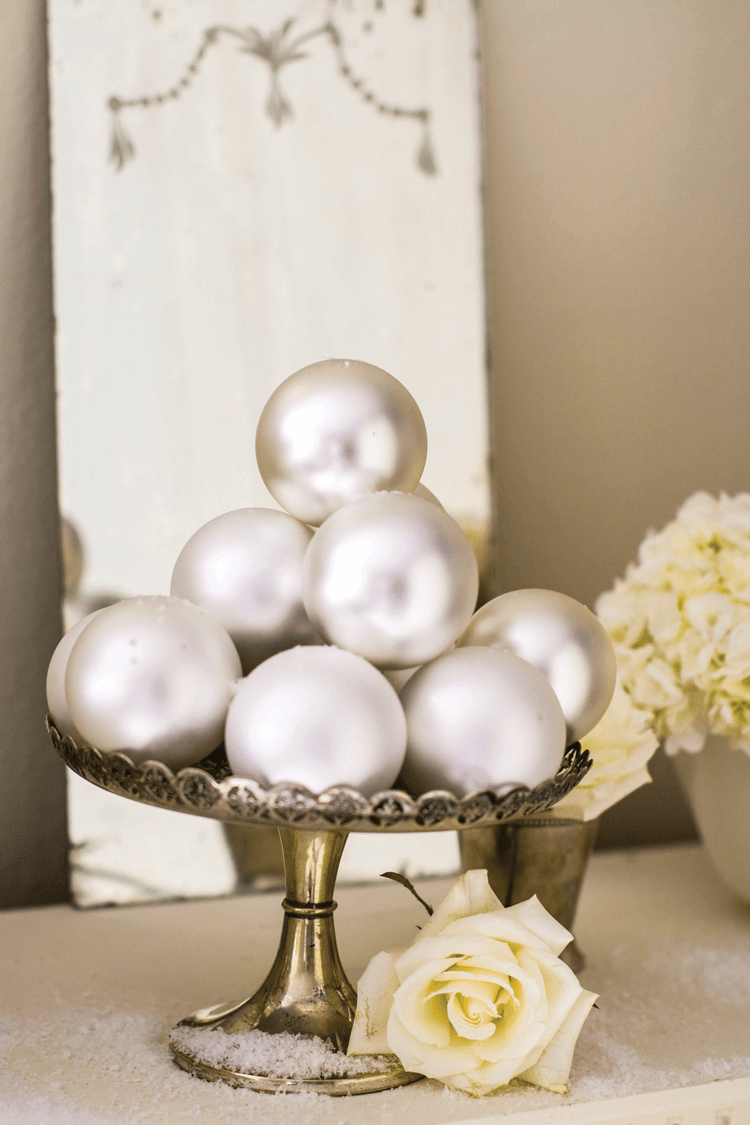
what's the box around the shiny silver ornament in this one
[171,507,318,674]
[65,595,242,768]
[303,492,479,670]
[46,609,104,743]
[382,666,421,692]
[413,482,444,509]
[458,588,617,745]
[256,359,428,526]
[225,646,407,796]
[400,647,567,797]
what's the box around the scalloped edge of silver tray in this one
[48,717,591,833]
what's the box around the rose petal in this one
[386,1008,480,1078]
[392,960,456,1048]
[471,964,546,1063]
[439,906,565,955]
[347,949,402,1056]
[395,933,506,981]
[445,991,498,1040]
[425,977,502,1006]
[431,964,516,994]
[551,768,652,821]
[415,870,501,942]
[516,948,583,1051]
[502,896,574,957]
[445,1053,536,1096]
[518,988,598,1093]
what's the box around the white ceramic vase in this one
[673,735,750,903]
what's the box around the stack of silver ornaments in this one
[47,358,616,800]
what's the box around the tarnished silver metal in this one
[458,816,599,973]
[48,717,591,833]
[48,717,592,1095]
[170,827,421,1094]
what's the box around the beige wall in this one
[480,0,750,846]
[0,0,67,907]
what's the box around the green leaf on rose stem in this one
[380,871,433,916]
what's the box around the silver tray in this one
[48,717,591,833]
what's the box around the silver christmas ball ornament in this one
[256,358,428,525]
[382,665,421,692]
[46,609,104,743]
[413,482,444,509]
[458,588,617,744]
[400,646,567,797]
[303,491,479,670]
[225,646,407,795]
[65,595,242,768]
[171,507,318,674]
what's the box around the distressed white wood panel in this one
[50,0,488,600]
[49,0,485,905]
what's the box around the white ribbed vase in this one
[673,736,750,903]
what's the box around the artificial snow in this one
[169,1025,393,1079]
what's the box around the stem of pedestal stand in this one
[218,828,357,1050]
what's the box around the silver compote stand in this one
[48,718,591,1097]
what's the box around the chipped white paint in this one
[48,0,486,905]
[49,0,488,600]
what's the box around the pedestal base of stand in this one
[169,1002,421,1096]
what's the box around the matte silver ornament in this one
[303,492,479,670]
[382,666,421,692]
[458,589,617,744]
[46,609,104,743]
[65,595,242,768]
[256,359,428,525]
[400,647,567,797]
[171,507,318,674]
[413,482,443,509]
[225,646,407,796]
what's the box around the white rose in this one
[549,679,658,820]
[347,871,597,1097]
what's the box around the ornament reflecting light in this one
[225,646,407,795]
[400,647,567,796]
[303,492,479,670]
[256,358,428,526]
[413,482,444,509]
[65,596,241,768]
[458,588,617,744]
[171,507,318,674]
[46,609,104,743]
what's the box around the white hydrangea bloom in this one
[594,492,750,757]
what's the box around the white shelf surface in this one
[2,843,749,1123]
